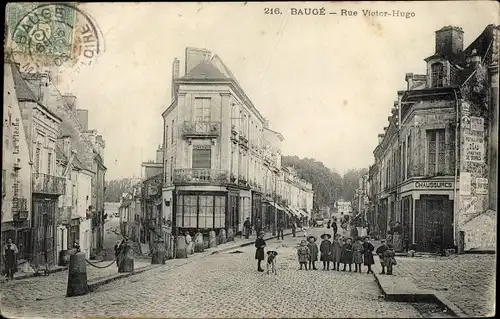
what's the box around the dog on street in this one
[266,250,278,275]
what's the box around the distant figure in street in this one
[73,240,81,253]
[243,217,252,239]
[254,218,262,237]
[332,219,338,238]
[341,237,353,272]
[352,237,364,273]
[4,238,18,280]
[307,235,319,270]
[383,244,396,275]
[327,220,331,229]
[376,240,389,274]
[332,234,343,271]
[392,222,402,252]
[277,219,285,240]
[185,232,193,255]
[362,236,375,274]
[291,220,297,237]
[114,240,121,267]
[255,232,266,272]
[297,240,310,270]
[319,233,333,270]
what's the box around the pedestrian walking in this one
[362,236,375,274]
[244,217,252,239]
[297,240,310,270]
[376,239,389,274]
[352,237,364,273]
[332,234,343,271]
[277,219,285,240]
[383,244,397,275]
[4,238,18,280]
[255,232,266,272]
[327,220,331,229]
[319,233,333,270]
[341,237,353,272]
[291,220,296,237]
[307,235,319,270]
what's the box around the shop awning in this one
[300,209,309,218]
[275,203,285,211]
[286,206,302,218]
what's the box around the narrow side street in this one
[2,228,423,318]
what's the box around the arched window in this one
[431,63,444,88]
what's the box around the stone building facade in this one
[371,25,498,253]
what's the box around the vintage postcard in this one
[2,1,498,318]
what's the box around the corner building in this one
[162,48,285,236]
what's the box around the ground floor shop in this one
[31,196,58,268]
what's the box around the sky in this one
[54,1,498,180]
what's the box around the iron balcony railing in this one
[181,121,221,138]
[173,169,229,184]
[32,173,66,195]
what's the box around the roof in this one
[181,61,228,80]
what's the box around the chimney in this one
[156,146,163,164]
[263,119,270,129]
[405,73,414,90]
[435,26,464,59]
[171,58,180,100]
[76,109,89,130]
[184,47,211,74]
[63,94,77,113]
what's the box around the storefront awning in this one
[300,209,309,218]
[275,203,285,211]
[286,206,302,218]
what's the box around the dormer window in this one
[431,63,444,87]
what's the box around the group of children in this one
[296,233,397,275]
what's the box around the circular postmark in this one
[7,3,105,74]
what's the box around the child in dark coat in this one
[307,236,319,270]
[341,237,354,272]
[362,236,375,274]
[255,232,266,272]
[352,237,364,273]
[383,244,396,275]
[297,240,310,270]
[319,233,333,270]
[376,239,389,274]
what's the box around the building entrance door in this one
[415,195,453,253]
[401,196,413,250]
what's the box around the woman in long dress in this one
[332,234,343,271]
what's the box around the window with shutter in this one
[195,98,211,122]
[192,148,211,169]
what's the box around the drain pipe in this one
[452,88,460,248]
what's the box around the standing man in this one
[291,219,297,237]
[332,218,338,238]
[277,219,284,240]
[254,218,262,237]
[243,217,252,239]
[4,238,18,280]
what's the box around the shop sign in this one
[461,116,471,130]
[471,117,484,132]
[12,118,20,155]
[414,181,454,189]
[464,133,484,163]
[459,173,471,196]
[476,178,488,184]
[475,188,488,195]
[462,196,477,215]
[461,102,470,116]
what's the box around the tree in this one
[104,178,136,202]
[340,168,369,202]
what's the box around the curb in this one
[0,266,68,284]
[211,230,297,254]
[372,268,467,317]
[87,264,161,292]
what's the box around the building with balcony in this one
[24,70,108,258]
[10,63,65,268]
[2,62,33,270]
[161,48,310,236]
[372,25,498,253]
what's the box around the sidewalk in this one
[1,229,298,303]
[372,253,495,317]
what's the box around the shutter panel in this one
[192,149,211,169]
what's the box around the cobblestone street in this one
[2,228,424,318]
[373,253,496,317]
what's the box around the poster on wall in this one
[471,117,484,132]
[461,101,470,116]
[459,172,472,195]
[464,133,485,163]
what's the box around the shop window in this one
[183,195,197,227]
[214,196,226,228]
[198,195,214,229]
[431,63,444,88]
[427,129,446,175]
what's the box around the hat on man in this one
[320,233,332,239]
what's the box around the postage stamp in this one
[6,2,105,74]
